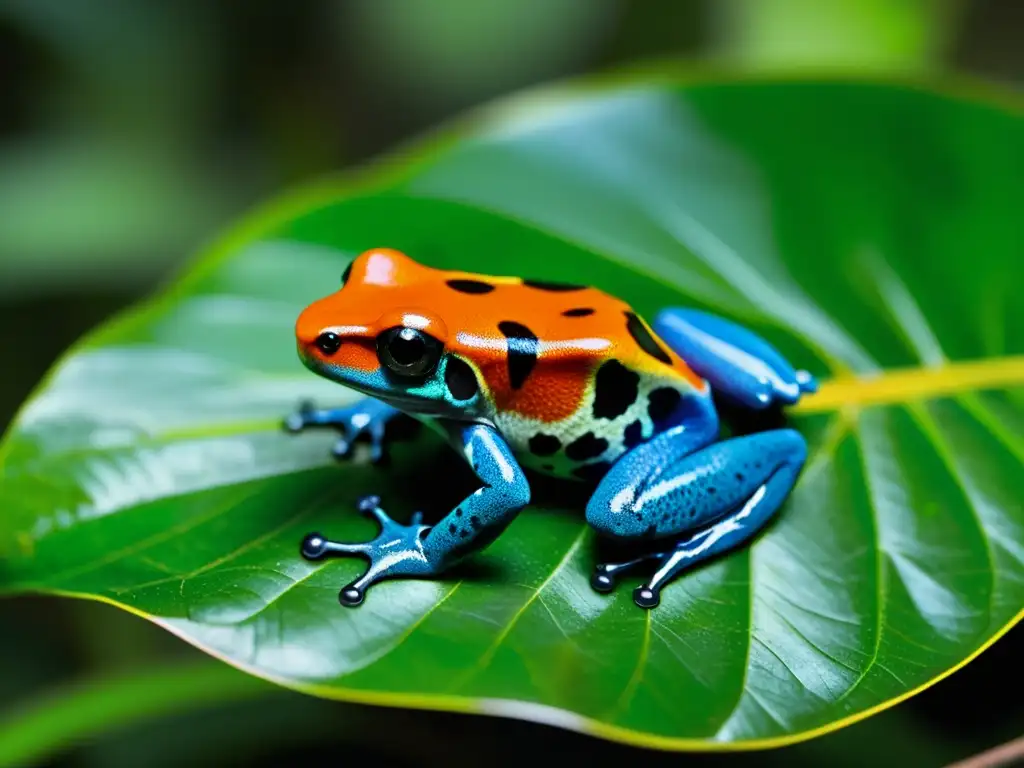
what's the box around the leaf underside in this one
[1,77,1022,750]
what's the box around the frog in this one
[284,248,817,610]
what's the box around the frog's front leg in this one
[283,397,404,463]
[300,423,530,607]
[587,427,807,609]
[653,308,818,410]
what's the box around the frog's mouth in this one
[313,366,433,413]
[346,375,480,421]
[370,391,439,415]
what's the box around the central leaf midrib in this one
[794,356,1024,414]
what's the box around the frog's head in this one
[295,248,485,418]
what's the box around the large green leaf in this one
[1,74,1022,750]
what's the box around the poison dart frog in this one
[284,248,817,609]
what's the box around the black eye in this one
[315,332,341,355]
[341,262,353,286]
[377,326,442,377]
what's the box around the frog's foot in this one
[587,428,807,609]
[283,397,401,464]
[300,495,435,607]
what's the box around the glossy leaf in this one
[1,75,1023,750]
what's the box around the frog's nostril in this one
[315,332,342,355]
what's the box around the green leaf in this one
[0,658,271,768]
[2,73,1023,750]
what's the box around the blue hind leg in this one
[653,307,817,410]
[587,428,807,609]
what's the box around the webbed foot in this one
[587,428,808,610]
[283,398,401,464]
[300,495,436,607]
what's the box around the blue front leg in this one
[587,427,807,609]
[300,422,530,607]
[653,308,818,410]
[283,397,404,463]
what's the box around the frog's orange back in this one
[296,249,711,479]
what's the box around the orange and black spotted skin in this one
[294,248,714,482]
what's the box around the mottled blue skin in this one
[653,308,818,409]
[288,308,815,609]
[299,423,528,606]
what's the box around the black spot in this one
[470,515,481,530]
[447,279,495,295]
[529,433,561,456]
[523,279,586,292]
[445,356,479,400]
[565,432,608,461]
[623,419,645,448]
[448,523,457,534]
[592,360,640,420]
[341,262,353,286]
[735,473,744,482]
[498,320,539,389]
[625,311,672,365]
[456,508,463,517]
[459,529,470,539]
[448,518,508,560]
[648,387,683,425]
[561,307,594,318]
[573,461,612,482]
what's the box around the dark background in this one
[1,2,1022,766]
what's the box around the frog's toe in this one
[339,585,365,607]
[590,565,617,593]
[283,400,316,433]
[299,531,370,560]
[589,552,663,595]
[796,369,819,394]
[368,438,386,465]
[300,532,329,559]
[633,586,660,609]
[357,494,399,530]
[356,494,380,513]
[334,406,392,464]
[356,496,429,541]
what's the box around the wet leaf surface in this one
[1,76,1022,749]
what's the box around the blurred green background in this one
[1,1,1022,766]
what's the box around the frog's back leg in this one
[579,307,813,608]
[652,307,817,410]
[586,426,807,608]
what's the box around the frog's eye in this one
[377,326,442,377]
